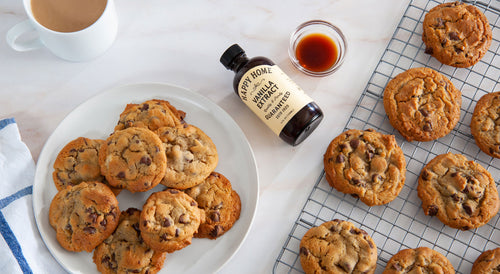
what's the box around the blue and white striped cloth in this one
[0,118,64,273]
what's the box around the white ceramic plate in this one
[33,83,259,273]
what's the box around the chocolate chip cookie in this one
[52,137,120,195]
[114,99,185,132]
[383,247,455,273]
[422,1,492,68]
[417,152,499,230]
[49,181,120,252]
[93,208,166,274]
[140,189,204,253]
[299,219,377,274]
[471,247,500,274]
[383,67,462,142]
[323,129,406,206]
[156,124,218,189]
[184,172,241,239]
[471,91,500,158]
[99,127,166,193]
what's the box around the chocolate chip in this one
[454,46,464,53]
[132,223,140,233]
[339,143,347,150]
[419,109,429,117]
[300,247,309,256]
[350,139,360,149]
[496,265,500,271]
[210,225,223,238]
[212,202,223,210]
[423,122,432,132]
[168,189,179,194]
[210,211,220,222]
[352,179,366,187]
[191,200,198,207]
[117,171,125,179]
[162,217,171,227]
[372,174,382,182]
[463,185,470,194]
[340,262,352,272]
[126,208,140,215]
[175,228,180,237]
[449,32,460,40]
[422,170,430,180]
[450,172,459,177]
[366,151,373,161]
[143,220,148,227]
[336,154,345,163]
[100,219,107,227]
[160,233,168,242]
[65,224,72,233]
[83,226,96,234]
[392,263,403,271]
[140,104,149,111]
[349,228,361,234]
[89,213,98,223]
[463,204,473,215]
[140,156,152,166]
[178,214,189,224]
[435,18,444,27]
[427,205,439,216]
[425,47,434,54]
[451,194,462,202]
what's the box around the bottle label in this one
[237,65,313,135]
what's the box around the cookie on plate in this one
[299,219,377,274]
[417,152,499,230]
[383,67,462,142]
[140,189,204,253]
[99,127,166,193]
[422,1,492,68]
[156,124,218,189]
[52,137,120,195]
[114,99,185,132]
[471,91,500,158]
[49,181,120,252]
[323,129,406,206]
[184,172,241,239]
[383,247,455,273]
[471,247,500,274]
[93,208,166,274]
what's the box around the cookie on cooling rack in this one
[114,99,185,132]
[49,181,120,252]
[383,247,455,273]
[184,172,241,239]
[99,127,166,193]
[93,208,166,274]
[383,67,461,142]
[323,128,406,206]
[422,1,492,68]
[471,247,500,274]
[156,124,218,190]
[471,91,500,158]
[52,137,121,195]
[417,152,499,230]
[299,219,377,274]
[140,189,204,253]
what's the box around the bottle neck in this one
[228,53,249,72]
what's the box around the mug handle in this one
[6,20,43,52]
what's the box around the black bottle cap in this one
[220,44,245,69]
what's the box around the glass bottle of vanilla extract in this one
[220,44,323,146]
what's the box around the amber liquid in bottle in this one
[220,44,323,146]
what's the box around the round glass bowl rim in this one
[288,19,348,77]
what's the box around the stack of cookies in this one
[311,2,499,273]
[48,99,241,273]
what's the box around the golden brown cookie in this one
[422,1,492,68]
[52,137,120,195]
[48,181,120,252]
[383,67,461,142]
[93,208,166,274]
[323,129,406,206]
[471,247,500,274]
[184,172,241,239]
[114,99,185,132]
[417,152,499,230]
[383,247,455,273]
[140,189,204,253]
[299,219,377,274]
[156,124,218,190]
[471,91,500,158]
[99,127,166,193]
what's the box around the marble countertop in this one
[1,0,410,272]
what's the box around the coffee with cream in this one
[31,0,107,32]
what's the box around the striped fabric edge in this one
[0,118,16,130]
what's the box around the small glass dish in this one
[289,20,347,77]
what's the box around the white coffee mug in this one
[6,0,118,62]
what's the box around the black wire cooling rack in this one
[274,0,500,273]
